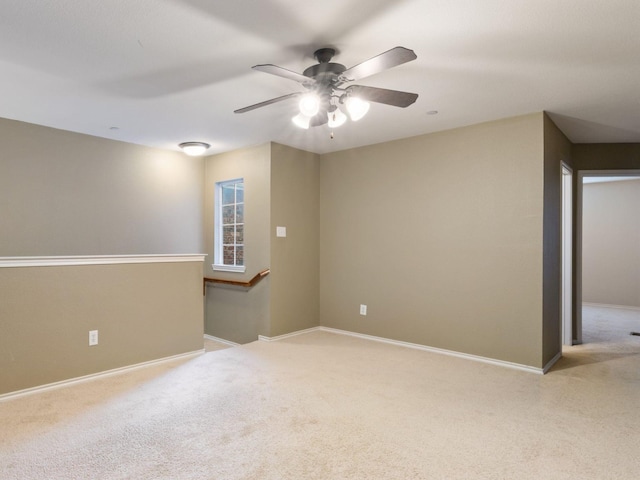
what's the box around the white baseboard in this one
[0,349,204,402]
[259,326,545,375]
[543,351,563,374]
[258,326,322,342]
[204,334,240,347]
[583,302,640,312]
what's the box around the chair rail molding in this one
[0,254,207,268]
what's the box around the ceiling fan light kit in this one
[235,46,418,131]
[344,96,370,121]
[298,93,321,117]
[327,106,347,128]
[292,113,311,129]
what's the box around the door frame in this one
[561,163,573,346]
[575,169,640,344]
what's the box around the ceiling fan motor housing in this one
[303,62,346,83]
[302,48,345,84]
[299,48,346,126]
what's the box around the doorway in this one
[575,170,640,343]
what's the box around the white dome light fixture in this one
[179,142,210,156]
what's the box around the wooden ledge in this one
[203,268,270,293]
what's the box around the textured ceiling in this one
[0,0,639,155]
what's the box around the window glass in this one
[221,185,235,205]
[214,179,245,271]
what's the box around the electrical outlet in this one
[360,304,367,316]
[89,330,99,346]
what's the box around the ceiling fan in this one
[234,46,418,129]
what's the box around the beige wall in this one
[203,144,271,344]
[542,114,572,363]
[0,117,206,396]
[203,142,321,342]
[582,179,640,308]
[0,117,203,256]
[270,143,320,336]
[0,260,204,396]
[320,113,546,368]
[573,144,640,171]
[4,112,607,382]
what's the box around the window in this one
[214,179,245,272]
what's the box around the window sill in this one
[212,264,246,273]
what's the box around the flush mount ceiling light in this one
[234,46,419,131]
[179,142,210,156]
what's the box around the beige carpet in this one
[204,337,234,353]
[1,306,639,479]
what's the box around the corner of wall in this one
[269,143,321,337]
[542,112,573,367]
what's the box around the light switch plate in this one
[276,226,287,237]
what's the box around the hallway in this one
[556,304,640,371]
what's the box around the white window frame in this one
[213,178,246,273]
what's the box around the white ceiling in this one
[1,0,639,156]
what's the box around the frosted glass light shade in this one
[179,142,210,156]
[345,97,370,121]
[298,93,320,117]
[292,113,311,129]
[327,108,347,128]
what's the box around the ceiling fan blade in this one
[234,92,300,113]
[252,64,315,86]
[348,85,418,108]
[340,47,417,82]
